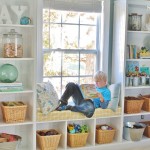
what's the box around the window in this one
[42,0,102,97]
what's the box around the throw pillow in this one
[37,82,59,115]
[107,83,121,112]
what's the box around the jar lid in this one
[3,29,22,37]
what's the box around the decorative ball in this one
[20,16,31,25]
[0,64,18,83]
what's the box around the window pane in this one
[80,12,97,25]
[62,11,79,23]
[43,9,49,22]
[43,23,50,49]
[62,53,79,76]
[50,24,61,48]
[62,77,78,91]
[80,77,94,84]
[43,52,61,76]
[62,25,78,49]
[80,25,96,49]
[43,77,61,98]
[50,9,61,23]
[80,54,96,75]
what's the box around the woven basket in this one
[124,97,144,114]
[67,132,88,147]
[1,101,27,123]
[96,125,115,144]
[141,121,150,138]
[139,95,150,112]
[36,130,61,150]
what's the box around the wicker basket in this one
[36,130,61,150]
[141,121,150,138]
[67,132,89,147]
[96,125,115,144]
[124,97,144,114]
[1,101,27,123]
[139,95,150,112]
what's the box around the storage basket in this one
[124,96,144,114]
[36,129,61,150]
[141,121,150,138]
[67,132,89,147]
[0,134,21,150]
[1,101,27,123]
[139,95,150,112]
[96,125,115,144]
[123,122,146,141]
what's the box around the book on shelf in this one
[0,82,23,87]
[0,86,23,92]
[128,45,137,59]
[0,82,23,92]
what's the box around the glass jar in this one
[129,13,142,31]
[3,29,23,58]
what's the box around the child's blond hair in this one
[93,71,107,82]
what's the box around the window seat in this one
[36,107,121,121]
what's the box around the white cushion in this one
[107,83,121,112]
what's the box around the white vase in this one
[133,77,139,86]
[141,76,146,86]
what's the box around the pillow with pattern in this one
[37,82,59,115]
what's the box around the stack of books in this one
[128,45,137,59]
[0,82,23,92]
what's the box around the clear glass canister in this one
[130,13,142,31]
[3,29,23,58]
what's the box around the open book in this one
[80,84,98,99]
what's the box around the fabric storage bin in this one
[139,95,150,112]
[96,124,115,144]
[1,101,27,123]
[123,122,146,141]
[124,96,144,114]
[36,129,61,150]
[0,133,21,150]
[67,132,89,147]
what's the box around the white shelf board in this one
[125,86,150,89]
[127,30,150,34]
[0,24,35,28]
[124,111,150,117]
[128,0,150,6]
[36,120,66,124]
[95,140,120,147]
[126,59,150,61]
[0,58,35,61]
[0,119,33,127]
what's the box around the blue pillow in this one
[107,83,121,112]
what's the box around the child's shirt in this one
[93,86,111,108]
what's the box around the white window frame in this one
[36,0,110,82]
